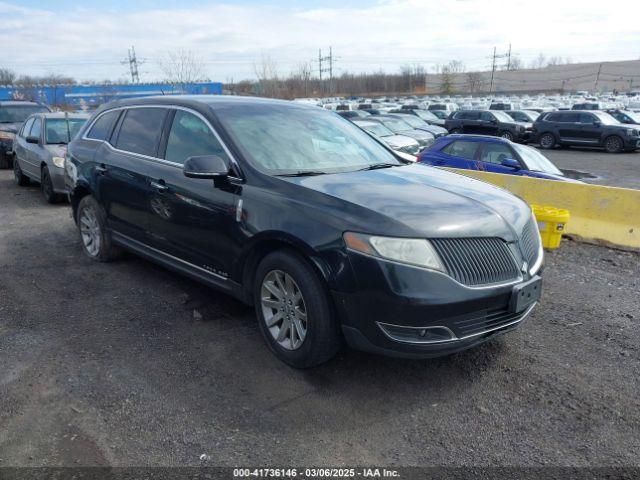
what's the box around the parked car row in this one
[0,100,51,168]
[9,95,544,368]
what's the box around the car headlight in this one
[52,156,65,168]
[517,126,525,132]
[626,128,639,137]
[0,131,15,141]
[344,232,444,271]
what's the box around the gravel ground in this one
[0,169,639,468]
[544,147,640,189]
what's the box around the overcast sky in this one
[1,0,639,83]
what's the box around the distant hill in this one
[424,59,640,94]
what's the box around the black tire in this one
[77,195,122,262]
[0,151,12,169]
[41,166,64,203]
[499,130,514,141]
[538,133,556,150]
[254,249,341,368]
[13,158,30,186]
[603,135,623,154]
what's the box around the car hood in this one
[383,134,419,148]
[43,144,67,156]
[281,164,531,240]
[418,124,448,135]
[515,121,533,129]
[398,129,434,141]
[0,123,20,134]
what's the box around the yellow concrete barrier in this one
[444,168,640,250]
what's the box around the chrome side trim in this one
[111,231,228,282]
[376,302,536,346]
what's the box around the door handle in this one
[95,164,107,175]
[150,180,168,192]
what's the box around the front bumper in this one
[1,138,14,155]
[333,252,540,359]
[622,137,640,150]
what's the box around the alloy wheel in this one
[260,269,307,350]
[501,131,514,141]
[605,136,622,153]
[80,206,101,257]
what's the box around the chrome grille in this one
[452,306,528,337]
[430,237,520,286]
[520,217,541,268]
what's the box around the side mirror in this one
[183,155,230,179]
[26,135,39,144]
[501,158,521,169]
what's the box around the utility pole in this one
[489,47,497,94]
[122,46,141,83]
[318,47,336,95]
[506,43,512,70]
[594,63,602,92]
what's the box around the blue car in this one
[418,134,577,182]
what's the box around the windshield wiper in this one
[276,170,328,177]
[357,163,400,171]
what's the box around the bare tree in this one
[253,53,280,98]
[466,71,484,92]
[438,65,454,94]
[530,53,547,69]
[507,56,523,71]
[159,49,207,90]
[0,67,16,85]
[447,60,466,74]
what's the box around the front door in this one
[145,109,241,280]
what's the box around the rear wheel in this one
[499,130,514,141]
[254,250,341,368]
[77,195,122,262]
[539,133,556,149]
[604,135,623,154]
[41,166,63,203]
[13,158,30,186]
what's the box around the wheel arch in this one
[69,182,92,223]
[236,231,333,304]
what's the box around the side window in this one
[579,113,595,124]
[164,110,230,165]
[479,143,514,164]
[21,118,35,137]
[29,117,42,140]
[545,113,559,122]
[115,108,168,157]
[87,110,120,141]
[480,111,495,121]
[441,140,478,160]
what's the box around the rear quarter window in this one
[441,140,478,159]
[87,110,121,141]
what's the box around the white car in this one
[352,120,420,158]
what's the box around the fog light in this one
[378,322,456,344]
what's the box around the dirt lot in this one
[1,169,639,468]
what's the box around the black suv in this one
[444,110,531,142]
[0,101,51,168]
[66,96,543,367]
[532,110,640,153]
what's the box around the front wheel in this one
[41,166,63,203]
[0,151,12,169]
[538,133,556,149]
[604,135,623,154]
[254,250,341,368]
[499,131,514,141]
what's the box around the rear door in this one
[459,111,482,134]
[143,108,241,280]
[578,113,603,144]
[14,117,35,174]
[479,111,499,135]
[94,106,169,243]
[435,139,480,169]
[22,117,43,178]
[557,113,581,142]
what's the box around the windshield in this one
[623,111,640,123]
[214,103,401,175]
[379,118,412,133]
[0,105,49,123]
[431,111,448,119]
[512,143,563,175]
[396,115,427,128]
[414,110,438,121]
[45,118,87,144]
[492,111,515,122]
[358,123,395,137]
[591,111,619,125]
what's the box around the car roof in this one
[351,120,378,127]
[0,100,46,107]
[98,95,303,112]
[443,134,510,143]
[32,112,89,119]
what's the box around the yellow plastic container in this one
[531,204,570,250]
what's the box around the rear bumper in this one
[332,251,540,359]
